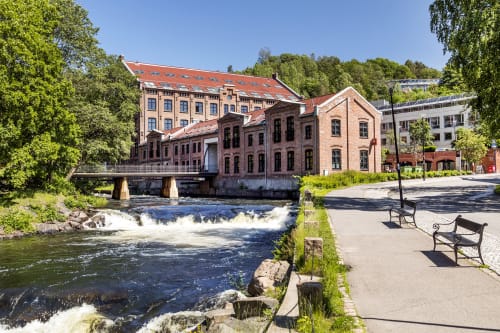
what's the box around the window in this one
[180,119,189,127]
[210,103,218,115]
[332,149,341,170]
[186,143,189,154]
[286,116,294,141]
[399,120,409,132]
[181,145,185,155]
[360,150,369,170]
[197,142,201,153]
[230,105,235,112]
[164,118,172,130]
[147,98,156,111]
[254,106,261,111]
[195,102,203,114]
[234,156,240,173]
[287,151,294,171]
[149,142,154,158]
[248,134,253,147]
[174,145,178,155]
[259,133,264,145]
[224,157,230,174]
[433,133,441,141]
[193,142,197,153]
[305,125,312,140]
[223,127,231,149]
[430,117,440,129]
[274,152,281,172]
[164,99,172,112]
[331,119,341,136]
[258,154,265,173]
[444,132,452,140]
[248,154,254,173]
[164,146,168,157]
[147,118,156,131]
[241,105,248,113]
[180,101,189,113]
[359,121,368,138]
[224,104,229,114]
[273,119,281,143]
[156,141,160,157]
[305,149,313,171]
[233,126,240,148]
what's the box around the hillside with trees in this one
[238,48,465,103]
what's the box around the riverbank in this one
[0,191,107,240]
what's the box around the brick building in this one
[138,87,381,195]
[122,59,301,161]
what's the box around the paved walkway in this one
[325,174,500,333]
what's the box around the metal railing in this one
[74,164,218,175]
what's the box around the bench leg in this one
[478,247,485,265]
[432,233,437,251]
[454,246,459,265]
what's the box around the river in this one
[0,196,294,332]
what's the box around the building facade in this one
[137,87,381,195]
[122,59,301,161]
[378,93,476,152]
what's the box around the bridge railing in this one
[75,164,218,175]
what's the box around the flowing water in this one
[0,196,294,332]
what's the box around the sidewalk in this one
[324,182,500,333]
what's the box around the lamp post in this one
[388,84,404,208]
[421,115,426,181]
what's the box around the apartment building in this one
[378,93,476,151]
[121,59,301,161]
[138,87,381,194]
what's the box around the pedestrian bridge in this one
[72,164,218,200]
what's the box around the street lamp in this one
[421,114,426,181]
[388,83,404,208]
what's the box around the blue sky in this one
[76,0,449,72]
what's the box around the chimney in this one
[272,73,278,80]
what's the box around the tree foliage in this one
[430,0,500,135]
[0,0,139,190]
[241,48,445,101]
[68,56,140,166]
[0,0,80,189]
[454,128,488,168]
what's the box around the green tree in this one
[454,128,488,170]
[430,0,500,135]
[0,0,80,189]
[68,56,140,166]
[409,118,434,147]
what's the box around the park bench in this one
[388,198,417,226]
[432,215,488,265]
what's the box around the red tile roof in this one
[123,60,300,102]
[244,108,267,127]
[174,119,218,139]
[303,93,337,114]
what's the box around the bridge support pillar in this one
[112,177,130,200]
[161,177,178,199]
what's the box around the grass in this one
[0,190,107,234]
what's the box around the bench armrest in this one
[432,220,454,231]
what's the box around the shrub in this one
[0,209,35,233]
[29,204,65,222]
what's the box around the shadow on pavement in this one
[362,316,500,332]
[381,221,401,229]
[421,250,457,267]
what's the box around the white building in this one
[376,93,476,151]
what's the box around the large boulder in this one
[36,223,61,234]
[247,259,290,296]
[232,296,279,320]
